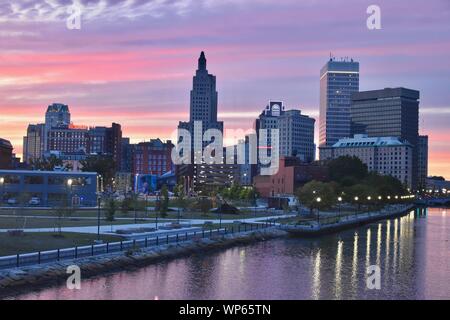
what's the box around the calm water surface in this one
[6,207,450,300]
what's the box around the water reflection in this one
[5,207,450,300]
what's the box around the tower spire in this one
[198,51,206,70]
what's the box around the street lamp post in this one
[367,196,372,216]
[155,193,160,230]
[354,196,359,218]
[0,177,4,207]
[67,179,73,208]
[337,197,342,220]
[97,194,101,240]
[316,197,321,225]
[134,193,138,224]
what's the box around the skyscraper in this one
[45,103,71,130]
[176,52,236,193]
[417,135,428,189]
[255,101,315,163]
[350,87,420,189]
[178,51,223,153]
[23,124,45,164]
[319,57,359,148]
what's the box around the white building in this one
[321,134,413,189]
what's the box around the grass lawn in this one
[0,208,277,220]
[0,232,123,256]
[0,216,170,229]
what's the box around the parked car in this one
[7,198,18,205]
[29,197,41,206]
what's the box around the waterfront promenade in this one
[0,214,294,235]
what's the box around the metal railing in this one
[0,221,276,270]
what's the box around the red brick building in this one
[254,157,329,198]
[132,139,174,176]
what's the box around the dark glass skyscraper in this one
[350,87,421,189]
[319,57,359,148]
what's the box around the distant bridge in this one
[415,197,450,206]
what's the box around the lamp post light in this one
[337,196,342,220]
[67,179,73,208]
[155,193,160,230]
[97,193,101,240]
[0,177,4,207]
[367,196,372,216]
[134,193,138,224]
[354,196,359,217]
[316,197,321,225]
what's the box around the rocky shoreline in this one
[0,228,287,298]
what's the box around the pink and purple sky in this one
[0,0,449,178]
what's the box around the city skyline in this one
[0,0,449,178]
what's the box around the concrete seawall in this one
[0,228,287,298]
[280,204,415,236]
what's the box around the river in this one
[5,207,450,300]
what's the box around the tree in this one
[174,183,187,222]
[328,156,368,184]
[345,183,375,210]
[160,185,169,217]
[80,155,116,189]
[296,180,336,213]
[30,155,69,171]
[199,196,212,216]
[363,172,405,198]
[53,199,74,236]
[105,198,117,221]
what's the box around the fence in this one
[0,221,276,270]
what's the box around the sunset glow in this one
[1,0,449,178]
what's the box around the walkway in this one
[0,214,295,235]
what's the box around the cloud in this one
[0,0,274,23]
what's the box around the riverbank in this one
[280,204,415,236]
[0,227,287,298]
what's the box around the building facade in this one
[417,135,428,189]
[87,123,122,169]
[350,87,420,188]
[47,125,89,154]
[23,124,45,164]
[256,101,315,163]
[320,134,413,189]
[178,51,223,153]
[132,139,174,176]
[0,139,13,169]
[319,57,359,148]
[254,157,329,198]
[176,52,233,193]
[0,170,98,207]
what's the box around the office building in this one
[87,123,123,169]
[417,135,428,189]
[350,87,420,188]
[176,52,235,193]
[23,124,46,164]
[47,125,89,154]
[0,169,98,207]
[0,139,13,169]
[255,101,315,163]
[319,57,359,148]
[320,134,413,189]
[178,51,223,153]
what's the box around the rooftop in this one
[332,134,412,148]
